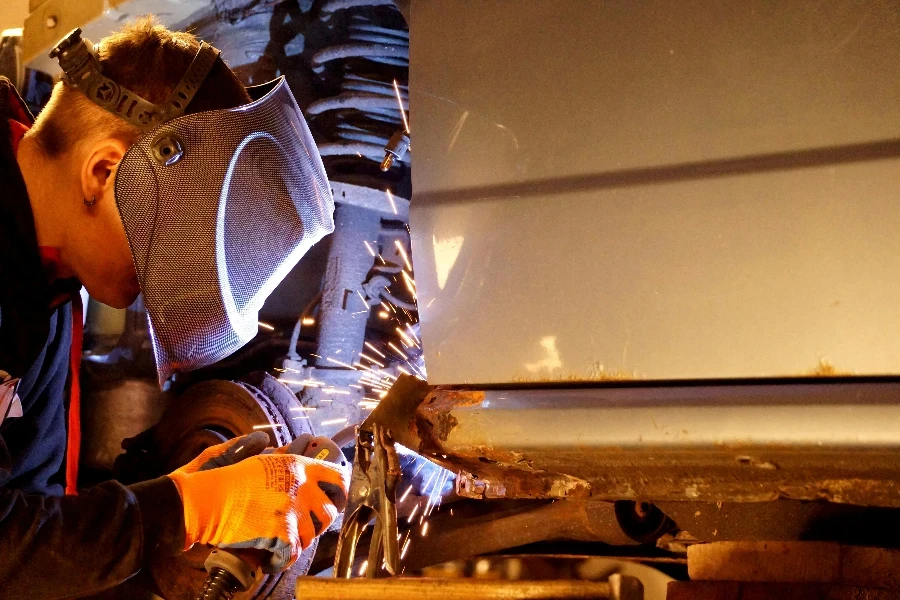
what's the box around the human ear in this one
[81,138,129,205]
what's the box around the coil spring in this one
[194,567,240,600]
[308,0,409,187]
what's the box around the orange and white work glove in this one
[168,442,350,573]
[171,431,271,475]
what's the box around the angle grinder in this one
[194,434,346,600]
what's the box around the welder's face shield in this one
[114,78,334,386]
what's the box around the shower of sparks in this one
[274,366,302,374]
[395,327,414,347]
[427,298,436,308]
[387,342,408,359]
[321,418,349,426]
[378,311,389,319]
[394,240,413,271]
[359,560,368,575]
[409,364,427,381]
[363,240,376,256]
[257,321,275,331]
[324,388,352,395]
[427,470,451,515]
[407,503,419,522]
[358,371,387,383]
[349,384,363,390]
[393,79,410,133]
[401,270,417,293]
[357,290,369,308]
[360,352,386,367]
[253,423,287,430]
[326,356,356,369]
[301,317,316,326]
[400,536,412,559]
[397,365,411,376]
[421,520,430,536]
[420,470,438,510]
[385,189,398,215]
[399,484,413,503]
[278,378,323,387]
[358,376,386,389]
[355,362,381,376]
[405,323,419,341]
[364,341,386,358]
[310,353,322,359]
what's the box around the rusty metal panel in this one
[408,382,900,506]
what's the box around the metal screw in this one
[45,15,58,29]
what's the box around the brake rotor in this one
[147,377,316,600]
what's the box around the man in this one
[0,18,346,598]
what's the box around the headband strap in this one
[50,28,220,133]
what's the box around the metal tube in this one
[315,203,381,366]
[296,578,612,600]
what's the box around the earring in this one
[84,196,96,206]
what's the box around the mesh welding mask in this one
[114,78,334,385]
[51,28,333,385]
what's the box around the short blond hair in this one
[32,17,251,157]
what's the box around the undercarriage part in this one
[615,502,678,545]
[315,203,381,367]
[307,0,410,190]
[398,500,638,574]
[655,500,900,547]
[295,576,640,600]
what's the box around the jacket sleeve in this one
[0,476,185,600]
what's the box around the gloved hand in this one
[171,431,270,475]
[168,450,350,573]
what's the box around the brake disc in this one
[147,376,316,600]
